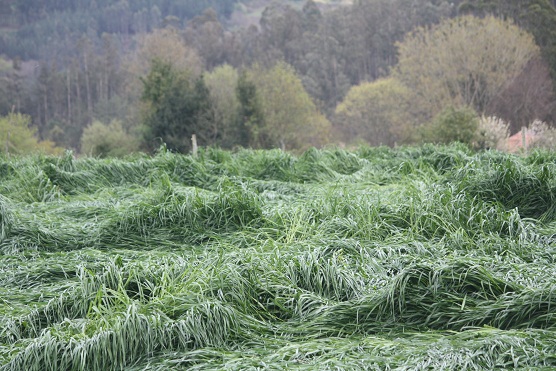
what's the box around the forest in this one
[1,0,556,155]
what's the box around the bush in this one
[80,120,140,157]
[528,120,556,150]
[418,106,479,145]
[0,113,61,155]
[474,115,510,151]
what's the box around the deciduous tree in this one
[80,119,139,157]
[248,62,330,151]
[334,77,414,146]
[395,15,540,121]
[487,58,555,132]
[0,113,60,155]
[418,106,479,145]
[204,65,242,148]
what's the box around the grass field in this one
[1,144,556,370]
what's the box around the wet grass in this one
[1,143,556,370]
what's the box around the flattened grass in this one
[1,145,556,370]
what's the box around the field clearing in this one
[1,144,556,370]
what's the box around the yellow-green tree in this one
[395,15,540,121]
[204,64,242,148]
[80,120,139,157]
[0,113,61,155]
[335,77,414,146]
[248,62,330,151]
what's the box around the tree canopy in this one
[335,78,414,146]
[0,113,61,155]
[0,0,555,155]
[248,62,331,151]
[395,15,540,121]
[140,59,212,152]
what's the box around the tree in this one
[121,27,204,146]
[395,15,540,122]
[140,59,212,153]
[0,113,61,155]
[127,27,203,80]
[259,3,303,65]
[80,119,139,157]
[486,58,555,131]
[302,0,322,33]
[0,58,19,115]
[460,0,556,84]
[334,78,414,146]
[204,65,243,148]
[248,62,330,151]
[184,8,227,69]
[474,115,510,151]
[236,71,264,148]
[76,35,95,124]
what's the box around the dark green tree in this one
[419,106,480,145]
[140,59,212,153]
[236,71,264,148]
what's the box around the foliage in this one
[473,115,510,151]
[248,62,331,151]
[0,113,61,155]
[0,1,555,154]
[1,145,556,369]
[130,28,203,78]
[80,120,140,158]
[140,59,212,153]
[418,106,479,145]
[460,0,556,84]
[204,65,242,148]
[236,71,264,149]
[335,78,414,146]
[184,9,228,70]
[395,15,540,121]
[486,58,555,132]
[0,0,240,59]
[528,119,556,149]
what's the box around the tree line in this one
[0,0,555,156]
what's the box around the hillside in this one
[227,0,351,29]
[0,0,555,157]
[0,0,240,60]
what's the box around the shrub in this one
[0,113,61,155]
[80,120,140,157]
[418,106,479,145]
[528,120,556,150]
[474,115,510,151]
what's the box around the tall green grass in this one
[1,144,556,370]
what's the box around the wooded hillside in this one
[0,0,555,155]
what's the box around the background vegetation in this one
[0,0,555,155]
